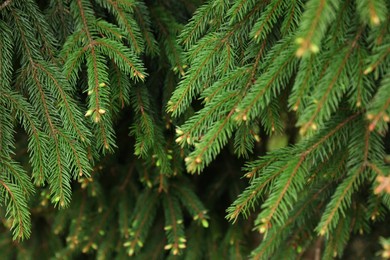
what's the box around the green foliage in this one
[0,0,389,259]
[169,0,390,258]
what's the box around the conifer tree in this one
[0,0,389,259]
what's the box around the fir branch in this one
[47,136,72,208]
[233,122,257,158]
[96,20,125,41]
[176,90,240,148]
[45,0,72,44]
[62,43,87,85]
[0,90,47,185]
[255,156,308,230]
[322,214,350,258]
[367,74,390,131]
[226,0,259,25]
[19,0,58,60]
[250,182,332,259]
[298,28,364,134]
[179,0,228,49]
[98,0,143,54]
[281,0,303,36]
[227,161,288,222]
[133,2,159,56]
[201,66,250,104]
[356,0,388,26]
[26,65,75,207]
[0,106,14,158]
[163,193,186,255]
[169,2,264,117]
[0,1,389,257]
[57,131,91,178]
[185,111,236,173]
[250,0,284,42]
[364,46,390,75]
[130,86,155,157]
[316,122,377,236]
[178,40,267,171]
[235,37,297,123]
[254,113,359,233]
[10,4,83,203]
[125,189,159,256]
[151,123,174,176]
[1,157,34,197]
[260,101,283,134]
[318,167,365,237]
[94,38,146,79]
[288,54,319,112]
[347,47,374,109]
[0,179,31,240]
[109,62,131,111]
[10,7,39,63]
[171,182,208,226]
[86,50,109,124]
[0,20,13,89]
[300,113,359,159]
[167,34,223,116]
[34,61,90,142]
[151,6,185,75]
[295,0,340,57]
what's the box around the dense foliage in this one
[0,0,389,259]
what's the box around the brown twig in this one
[0,0,12,11]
